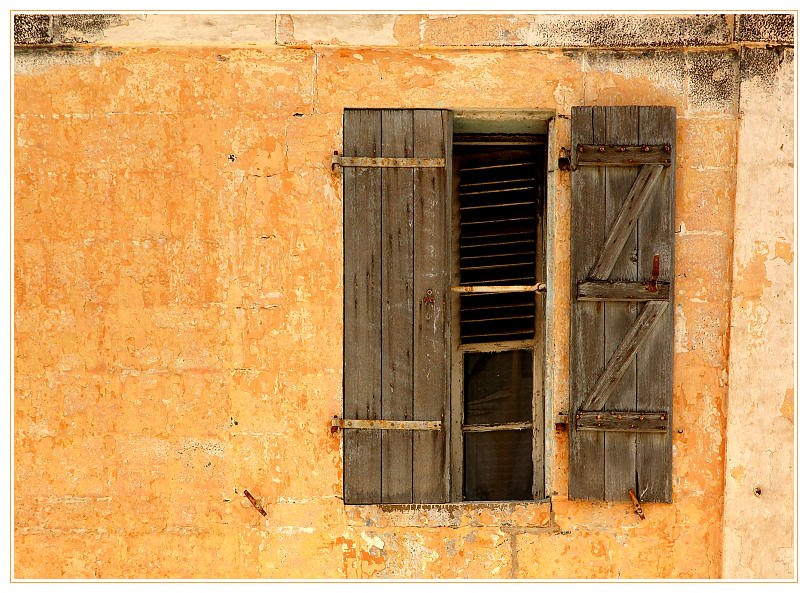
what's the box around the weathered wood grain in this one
[582,301,669,412]
[590,164,663,281]
[532,181,546,499]
[449,137,464,502]
[343,109,383,504]
[578,280,670,301]
[413,109,450,503]
[569,105,606,500]
[603,106,639,502]
[636,106,676,503]
[380,109,415,503]
[570,106,676,504]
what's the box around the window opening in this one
[452,131,546,501]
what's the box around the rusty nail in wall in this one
[243,490,267,516]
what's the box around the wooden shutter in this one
[569,106,675,503]
[343,109,452,504]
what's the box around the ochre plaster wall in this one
[13,14,794,579]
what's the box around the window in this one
[339,105,675,506]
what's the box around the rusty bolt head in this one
[640,415,645,420]
[578,145,584,152]
[630,424,636,428]
[643,146,649,152]
[598,146,605,152]
[617,415,623,420]
[596,415,601,420]
[664,145,671,152]
[661,415,666,420]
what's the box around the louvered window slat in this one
[456,144,541,345]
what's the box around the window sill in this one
[344,498,553,529]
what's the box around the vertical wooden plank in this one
[449,124,464,502]
[569,106,606,500]
[380,109,414,503]
[413,109,450,502]
[603,106,639,501]
[532,143,546,499]
[636,106,675,503]
[343,109,382,504]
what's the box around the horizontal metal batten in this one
[575,410,668,433]
[575,144,671,167]
[332,156,445,168]
[331,418,442,431]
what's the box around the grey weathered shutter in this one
[569,106,675,503]
[343,108,451,504]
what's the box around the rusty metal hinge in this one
[331,152,445,170]
[331,416,443,433]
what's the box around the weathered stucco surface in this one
[723,45,795,579]
[13,13,794,579]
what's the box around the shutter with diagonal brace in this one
[569,106,675,503]
[343,108,452,504]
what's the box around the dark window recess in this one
[463,350,533,500]
[455,140,544,344]
[464,430,533,501]
[464,350,532,425]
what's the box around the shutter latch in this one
[330,416,443,433]
[648,254,660,293]
[451,283,546,294]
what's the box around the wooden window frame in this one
[447,125,552,502]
